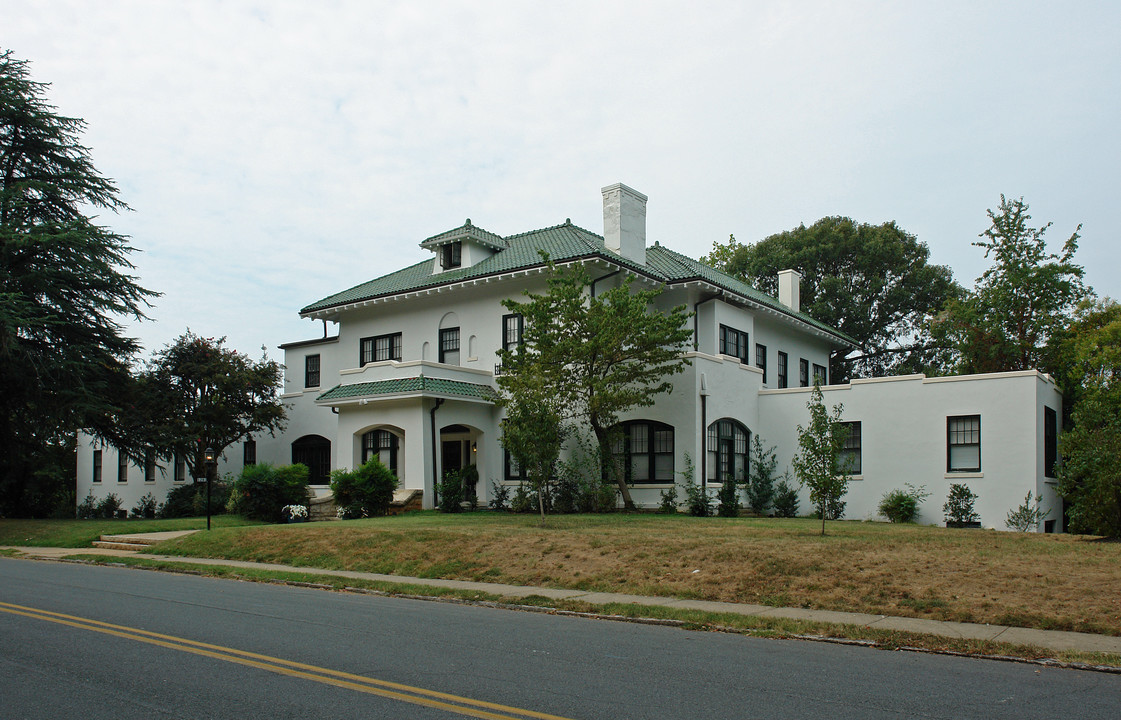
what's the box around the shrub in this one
[460,464,480,506]
[684,476,712,517]
[330,459,398,519]
[1006,492,1050,532]
[438,470,464,513]
[657,484,679,514]
[772,476,800,518]
[552,472,578,514]
[747,435,778,514]
[489,481,510,511]
[77,490,98,519]
[230,463,310,522]
[130,492,158,519]
[95,493,122,519]
[716,477,740,517]
[943,484,980,525]
[156,479,231,519]
[878,484,930,523]
[510,483,535,513]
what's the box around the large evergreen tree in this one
[0,50,156,515]
[705,218,959,381]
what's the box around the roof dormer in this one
[420,219,506,274]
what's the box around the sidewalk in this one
[6,538,1121,657]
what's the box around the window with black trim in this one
[799,358,809,387]
[756,344,767,383]
[1044,406,1057,478]
[292,435,331,485]
[305,354,320,388]
[441,241,462,269]
[777,351,788,389]
[93,450,103,483]
[504,449,528,483]
[173,452,186,483]
[947,415,981,472]
[362,429,399,475]
[706,418,749,484]
[244,439,256,466]
[611,421,674,484]
[719,324,750,362]
[839,421,861,474]
[118,452,128,483]
[439,327,460,365]
[360,333,402,365]
[812,363,827,385]
[502,314,524,352]
[145,449,156,483]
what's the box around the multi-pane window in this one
[304,354,320,388]
[360,333,402,365]
[362,429,399,475]
[93,449,103,483]
[706,419,749,484]
[611,421,674,484]
[292,435,331,485]
[441,241,462,269]
[777,351,789,389]
[947,415,981,472]
[755,344,767,384]
[439,327,460,365]
[244,439,256,466]
[813,363,827,385]
[1044,406,1057,478]
[174,453,187,483]
[145,449,156,483]
[719,324,750,362]
[502,314,524,352]
[117,452,128,483]
[504,450,527,482]
[839,421,861,475]
[799,358,810,387]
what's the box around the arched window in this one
[707,419,749,484]
[362,429,399,476]
[292,435,331,486]
[612,421,674,484]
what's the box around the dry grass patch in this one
[152,513,1121,635]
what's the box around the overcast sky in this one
[8,1,1119,362]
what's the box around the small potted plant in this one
[282,504,309,523]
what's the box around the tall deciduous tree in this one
[705,219,959,381]
[0,50,156,515]
[497,259,693,510]
[791,383,851,535]
[119,331,286,481]
[938,196,1085,375]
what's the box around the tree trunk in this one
[593,424,634,510]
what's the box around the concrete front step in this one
[91,541,151,551]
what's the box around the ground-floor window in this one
[707,418,749,484]
[292,435,331,485]
[118,452,128,483]
[93,449,103,483]
[611,420,674,484]
[144,449,156,483]
[243,439,256,466]
[362,429,399,475]
[839,421,861,474]
[947,415,980,472]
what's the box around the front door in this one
[441,440,464,478]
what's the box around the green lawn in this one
[0,515,262,548]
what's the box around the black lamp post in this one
[204,447,217,530]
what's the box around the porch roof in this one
[316,376,500,404]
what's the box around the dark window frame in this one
[947,415,981,473]
[839,421,861,475]
[706,418,750,484]
[244,439,256,466]
[719,324,750,363]
[93,449,103,483]
[755,343,767,384]
[439,327,461,364]
[144,449,156,483]
[292,435,332,486]
[360,333,402,366]
[441,241,462,269]
[117,452,128,483]
[777,351,788,389]
[362,429,399,476]
[812,363,827,386]
[502,313,524,352]
[304,354,321,388]
[611,420,675,485]
[1044,406,1057,478]
[173,452,186,483]
[799,358,810,387]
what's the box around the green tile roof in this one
[301,220,855,347]
[316,376,499,403]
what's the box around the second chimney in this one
[778,269,802,313]
[602,183,647,265]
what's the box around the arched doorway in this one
[706,418,749,485]
[292,435,331,486]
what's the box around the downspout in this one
[429,397,445,507]
[590,270,621,298]
[700,374,708,495]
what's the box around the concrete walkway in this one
[5,535,1121,657]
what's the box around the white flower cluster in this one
[282,504,308,519]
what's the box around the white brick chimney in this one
[778,269,801,313]
[602,183,647,265]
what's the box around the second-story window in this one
[502,314,524,352]
[719,324,750,363]
[360,333,402,365]
[304,354,320,388]
[777,351,788,389]
[799,358,809,387]
[813,363,827,385]
[440,327,460,365]
[441,241,462,269]
[755,343,767,384]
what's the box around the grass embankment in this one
[0,515,260,548]
[144,512,1121,637]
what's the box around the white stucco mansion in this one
[76,183,1064,530]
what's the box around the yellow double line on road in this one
[0,600,576,720]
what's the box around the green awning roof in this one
[316,376,499,404]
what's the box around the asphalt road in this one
[1,557,1118,719]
